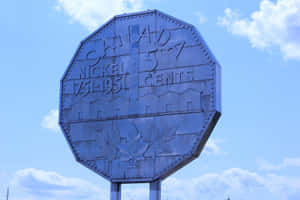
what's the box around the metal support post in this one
[110,182,121,200]
[149,180,161,200]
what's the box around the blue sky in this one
[1,0,300,199]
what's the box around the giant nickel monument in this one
[59,9,221,200]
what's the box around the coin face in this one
[59,10,221,183]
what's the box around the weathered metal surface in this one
[110,183,121,200]
[59,9,221,183]
[150,180,161,200]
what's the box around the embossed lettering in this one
[74,80,90,96]
[138,25,151,43]
[157,29,171,47]
[140,68,195,87]
[168,41,185,59]
[112,76,123,93]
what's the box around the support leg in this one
[150,180,161,200]
[110,183,121,200]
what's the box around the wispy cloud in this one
[163,168,300,200]
[259,157,300,171]
[218,0,300,61]
[55,0,144,31]
[203,139,223,155]
[11,168,106,200]
[41,109,60,132]
[8,167,300,200]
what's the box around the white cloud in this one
[55,0,144,30]
[218,0,300,60]
[203,139,223,155]
[41,109,60,132]
[259,157,300,171]
[164,168,300,200]
[11,168,107,200]
[8,168,300,200]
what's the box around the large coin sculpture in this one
[59,9,221,199]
